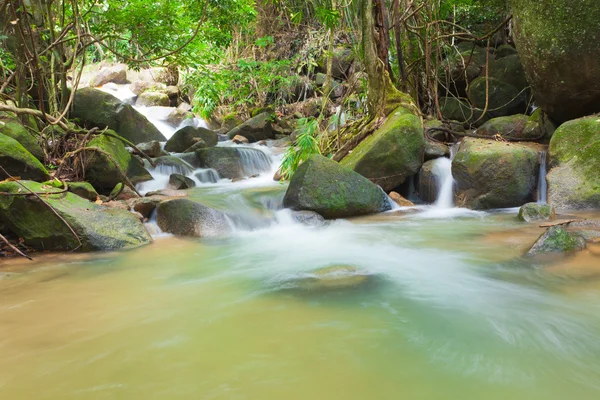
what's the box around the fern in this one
[279,118,321,180]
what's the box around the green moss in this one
[0,119,44,160]
[0,133,49,181]
[517,202,555,221]
[467,77,527,117]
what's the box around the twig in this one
[0,232,32,260]
[539,219,580,228]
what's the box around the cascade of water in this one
[432,143,460,209]
[236,147,273,176]
[537,150,548,204]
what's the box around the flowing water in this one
[537,151,548,204]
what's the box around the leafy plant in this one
[279,118,321,180]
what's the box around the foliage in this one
[280,118,321,180]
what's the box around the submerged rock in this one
[290,265,373,292]
[283,155,391,219]
[0,133,49,181]
[164,125,217,153]
[0,181,151,251]
[191,147,271,180]
[518,202,556,222]
[226,112,275,143]
[528,226,586,255]
[452,138,538,209]
[155,198,230,237]
[341,106,424,191]
[547,116,600,210]
[290,211,327,227]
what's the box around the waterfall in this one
[537,150,548,204]
[432,143,459,209]
[237,148,273,176]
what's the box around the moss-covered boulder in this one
[68,182,99,202]
[494,44,518,59]
[341,106,424,191]
[0,118,44,160]
[518,202,556,222]
[527,226,586,255]
[226,112,275,143]
[164,126,217,153]
[488,54,529,94]
[283,155,391,218]
[168,173,195,190]
[547,116,600,210]
[0,134,49,181]
[439,97,489,126]
[529,108,557,143]
[73,88,166,144]
[467,77,527,118]
[192,147,271,180]
[84,132,152,192]
[452,138,538,209]
[475,115,542,140]
[0,180,151,251]
[135,91,170,107]
[288,265,374,292]
[510,0,600,122]
[155,198,230,237]
[439,45,489,96]
[151,155,195,175]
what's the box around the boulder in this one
[494,44,518,59]
[341,106,424,191]
[452,138,538,209]
[529,108,557,142]
[89,64,127,87]
[511,0,600,122]
[0,180,151,251]
[232,135,249,144]
[439,97,489,126]
[0,118,44,160]
[73,88,166,144]
[283,155,391,219]
[135,91,170,107]
[151,155,195,175]
[439,45,489,95]
[164,126,218,153]
[127,197,161,219]
[155,198,230,237]
[166,108,194,127]
[135,141,164,158]
[290,210,327,227]
[488,54,529,94]
[192,147,271,179]
[288,265,374,292]
[221,113,243,131]
[418,160,438,203]
[226,112,275,142]
[467,77,527,117]
[129,81,167,96]
[68,182,99,202]
[547,116,600,210]
[518,202,556,222]
[168,173,195,190]
[475,115,542,140]
[83,132,152,192]
[316,46,354,80]
[137,67,179,86]
[527,226,586,256]
[0,133,49,181]
[183,140,208,152]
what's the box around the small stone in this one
[291,211,326,227]
[168,173,196,190]
[518,202,556,222]
[389,191,415,207]
[292,265,373,292]
[232,135,249,144]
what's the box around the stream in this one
[2,89,600,399]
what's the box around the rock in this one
[73,88,166,144]
[0,180,151,251]
[127,197,161,219]
[547,116,600,210]
[155,198,230,237]
[518,202,556,222]
[439,97,489,126]
[475,115,542,140]
[137,67,179,86]
[452,138,538,209]
[232,135,249,144]
[424,141,450,161]
[168,173,195,190]
[178,102,193,112]
[164,126,218,152]
[488,54,529,94]
[283,155,391,219]
[467,77,527,117]
[221,113,243,131]
[68,182,99,202]
[103,200,129,210]
[152,155,195,175]
[0,133,49,181]
[316,46,354,80]
[494,44,518,59]
[111,184,139,201]
[341,106,424,191]
[439,45,488,95]
[135,141,163,158]
[165,108,193,127]
[0,118,44,160]
[193,147,271,180]
[389,191,415,207]
[89,64,127,87]
[83,132,152,192]
[290,211,327,227]
[527,226,586,255]
[145,189,189,198]
[183,140,207,153]
[314,72,327,87]
[290,265,373,292]
[511,0,600,122]
[529,108,557,142]
[418,160,438,203]
[226,112,275,143]
[135,91,170,107]
[129,81,167,96]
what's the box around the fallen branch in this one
[539,219,581,228]
[0,232,32,260]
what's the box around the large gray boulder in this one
[164,126,218,152]
[226,112,275,143]
[155,198,230,237]
[283,155,391,219]
[89,64,128,87]
[73,88,166,144]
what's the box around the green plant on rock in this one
[280,118,321,180]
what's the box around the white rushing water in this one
[537,150,548,204]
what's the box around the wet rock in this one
[135,91,170,107]
[341,106,424,192]
[113,184,139,201]
[145,189,189,198]
[283,155,391,219]
[0,133,49,181]
[0,180,151,251]
[164,125,218,153]
[467,77,527,118]
[89,64,127,87]
[452,138,538,209]
[193,147,271,180]
[424,141,450,161]
[168,173,195,190]
[135,141,163,158]
[518,202,556,222]
[232,135,249,144]
[165,108,194,127]
[72,88,166,144]
[221,113,243,131]
[0,118,44,161]
[291,265,373,292]
[127,197,161,219]
[527,226,586,255]
[418,160,438,203]
[183,140,207,153]
[155,198,230,237]
[291,211,327,227]
[129,81,167,96]
[475,115,542,140]
[226,112,275,143]
[547,116,600,210]
[68,182,99,202]
[389,191,415,207]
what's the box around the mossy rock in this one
[529,108,557,143]
[494,44,519,59]
[0,118,44,160]
[511,0,600,122]
[0,133,49,181]
[439,97,490,127]
[475,114,542,140]
[283,154,391,219]
[467,77,527,117]
[518,202,556,222]
[164,126,217,152]
[155,198,229,237]
[291,265,373,292]
[452,138,538,209]
[73,88,166,144]
[168,173,195,190]
[68,181,99,202]
[488,54,529,94]
[151,155,195,175]
[547,116,600,210]
[527,226,586,255]
[226,112,275,143]
[341,106,425,191]
[135,91,170,107]
[221,113,243,131]
[0,180,151,251]
[84,131,152,192]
